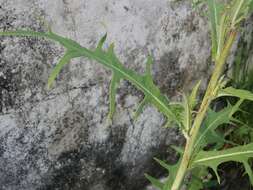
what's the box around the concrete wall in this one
[0,0,212,189]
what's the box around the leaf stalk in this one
[170,30,237,190]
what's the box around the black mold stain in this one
[42,115,158,190]
[123,6,129,12]
[0,6,16,30]
[0,67,20,113]
[0,7,19,113]
[0,7,54,113]
[0,125,50,189]
[117,80,144,108]
[42,150,85,190]
[154,50,185,96]
[183,13,199,35]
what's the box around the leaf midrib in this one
[194,110,229,149]
[194,150,253,164]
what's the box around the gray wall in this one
[0,0,212,189]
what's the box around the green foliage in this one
[206,0,253,60]
[212,22,253,188]
[187,177,203,190]
[192,143,253,184]
[187,167,208,190]
[194,101,241,152]
[180,81,202,136]
[207,0,225,59]
[226,35,253,145]
[145,157,182,190]
[218,87,253,101]
[189,80,201,109]
[145,173,164,189]
[191,98,253,186]
[232,41,253,91]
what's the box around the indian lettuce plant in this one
[1,0,253,189]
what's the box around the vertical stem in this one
[170,31,237,190]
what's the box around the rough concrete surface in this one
[0,0,212,189]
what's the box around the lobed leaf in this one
[145,173,164,190]
[145,145,183,190]
[194,100,242,152]
[0,30,183,124]
[218,86,253,101]
[192,143,253,184]
[156,157,182,190]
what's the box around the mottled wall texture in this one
[0,0,251,190]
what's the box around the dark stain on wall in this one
[154,50,185,97]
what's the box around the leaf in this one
[218,86,253,101]
[179,81,202,136]
[145,55,153,78]
[133,56,154,119]
[188,176,203,190]
[145,173,164,190]
[206,0,253,59]
[189,80,201,109]
[192,143,253,184]
[155,157,182,190]
[146,149,182,190]
[194,101,242,151]
[250,0,253,12]
[178,81,202,136]
[216,11,228,58]
[230,0,253,27]
[96,33,107,50]
[108,73,121,120]
[187,167,209,190]
[181,94,192,134]
[47,51,82,88]
[0,30,182,124]
[207,0,224,58]
[133,97,148,120]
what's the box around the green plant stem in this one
[170,31,237,190]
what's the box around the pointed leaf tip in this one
[47,51,82,89]
[147,55,153,64]
[133,97,148,120]
[170,145,184,155]
[189,80,201,108]
[146,55,153,76]
[47,53,72,89]
[97,33,107,50]
[108,43,115,53]
[154,157,171,171]
[108,73,120,120]
[145,173,163,190]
